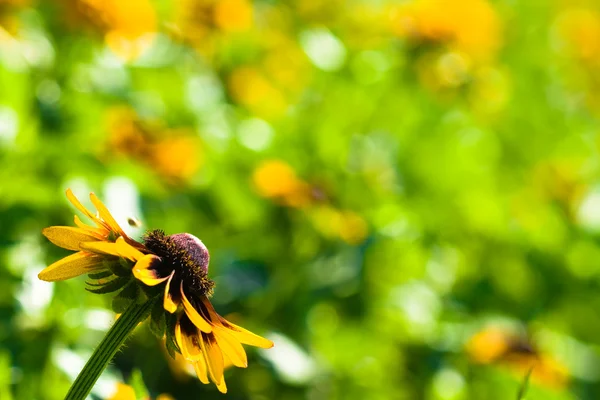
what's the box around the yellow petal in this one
[82,237,144,261]
[175,320,203,361]
[201,297,273,349]
[38,252,106,281]
[193,359,210,384]
[163,272,178,313]
[181,283,212,333]
[42,226,101,251]
[215,377,227,394]
[115,237,144,261]
[66,189,105,228]
[79,241,121,257]
[214,325,248,368]
[133,255,169,286]
[199,332,225,390]
[90,192,127,238]
[219,318,273,349]
[73,215,107,239]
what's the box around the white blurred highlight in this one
[104,177,143,238]
[260,333,316,384]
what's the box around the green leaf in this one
[138,281,162,299]
[105,258,133,277]
[149,298,166,339]
[87,270,113,280]
[118,281,140,300]
[111,282,140,313]
[164,313,180,359]
[111,296,133,314]
[85,276,130,294]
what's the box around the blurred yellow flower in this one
[252,160,312,208]
[107,382,175,400]
[61,0,156,60]
[148,135,202,183]
[557,8,600,64]
[107,107,202,183]
[466,328,512,364]
[107,383,136,400]
[0,0,29,38]
[554,6,600,112]
[466,327,569,389]
[252,160,368,243]
[261,33,311,95]
[338,210,369,245]
[172,0,253,56]
[389,0,503,96]
[390,0,501,61]
[214,0,253,32]
[228,67,288,118]
[226,30,310,116]
[310,205,369,245]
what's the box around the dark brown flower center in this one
[143,230,215,297]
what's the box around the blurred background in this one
[1,0,600,399]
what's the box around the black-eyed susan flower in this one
[41,189,273,394]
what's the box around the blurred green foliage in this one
[2,0,600,399]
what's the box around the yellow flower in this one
[466,327,511,364]
[213,0,253,33]
[170,0,254,58]
[390,0,501,61]
[107,107,202,183]
[41,190,273,393]
[466,327,569,388]
[228,67,288,118]
[557,8,600,64]
[68,0,157,60]
[134,230,273,393]
[39,189,145,281]
[252,160,313,208]
[107,383,136,400]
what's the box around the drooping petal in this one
[90,192,127,238]
[175,320,203,361]
[133,255,169,286]
[180,283,212,333]
[163,271,178,313]
[201,297,273,348]
[66,189,105,228]
[193,359,210,384]
[79,241,122,257]
[214,325,248,368]
[199,332,226,393]
[42,226,101,251]
[38,252,107,281]
[215,377,227,394]
[221,351,235,370]
[73,215,107,239]
[219,318,274,349]
[115,237,145,261]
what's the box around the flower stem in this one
[64,298,158,400]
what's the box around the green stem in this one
[64,298,158,400]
